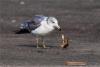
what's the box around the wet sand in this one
[0,0,100,66]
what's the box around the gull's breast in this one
[31,25,54,36]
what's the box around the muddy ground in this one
[0,0,100,66]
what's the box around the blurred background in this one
[0,0,100,41]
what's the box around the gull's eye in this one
[52,21,55,23]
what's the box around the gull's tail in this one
[15,29,30,34]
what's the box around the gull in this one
[16,15,61,48]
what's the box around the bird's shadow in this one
[16,44,36,48]
[16,44,57,48]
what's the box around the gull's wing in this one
[20,20,40,31]
[20,15,47,31]
[32,15,47,24]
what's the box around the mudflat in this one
[0,0,100,66]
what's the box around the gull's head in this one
[47,17,61,31]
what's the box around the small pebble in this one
[11,19,16,23]
[20,1,25,5]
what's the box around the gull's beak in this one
[58,28,61,31]
[55,25,61,31]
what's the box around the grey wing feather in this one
[20,15,47,31]
[20,20,40,31]
[32,15,47,24]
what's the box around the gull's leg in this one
[42,39,46,48]
[36,36,45,48]
[36,36,40,48]
[41,36,45,48]
[41,37,49,48]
